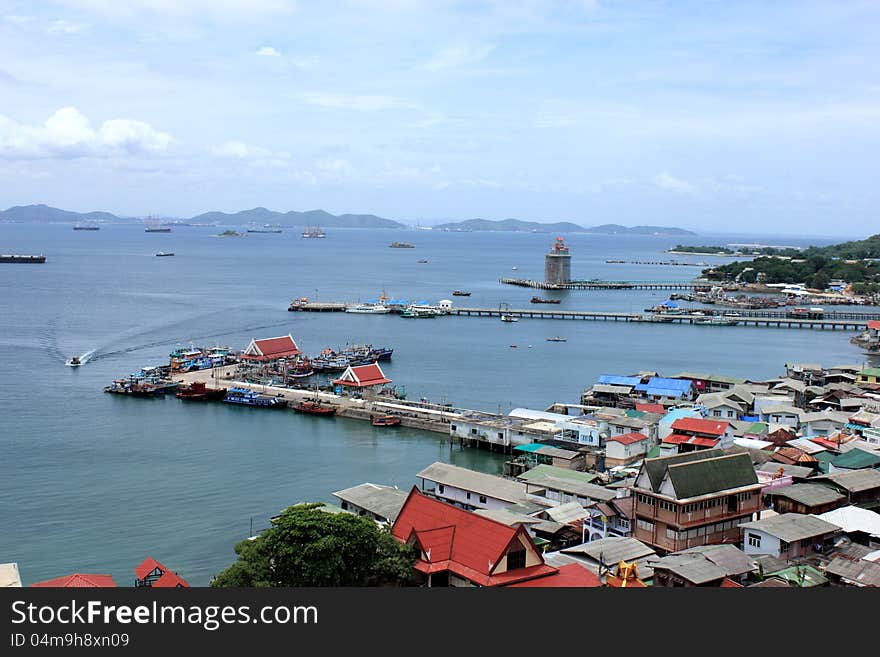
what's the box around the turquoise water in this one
[0,223,873,585]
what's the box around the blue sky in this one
[0,1,878,235]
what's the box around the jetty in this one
[1,254,46,263]
[501,278,705,291]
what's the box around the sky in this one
[0,1,878,235]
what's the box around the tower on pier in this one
[544,236,571,285]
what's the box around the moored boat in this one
[222,387,288,408]
[452,290,471,296]
[371,414,401,427]
[176,381,227,401]
[500,314,519,322]
[290,400,336,415]
[531,296,561,304]
[546,336,567,342]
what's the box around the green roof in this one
[746,422,767,434]
[831,448,880,470]
[642,449,726,493]
[518,464,598,484]
[764,565,828,587]
[514,444,543,453]
[646,445,662,459]
[667,453,759,499]
[858,368,880,377]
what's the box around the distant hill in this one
[585,224,698,236]
[189,207,405,229]
[432,217,697,235]
[0,204,122,224]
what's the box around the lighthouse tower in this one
[544,236,571,285]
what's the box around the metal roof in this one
[666,452,760,500]
[544,501,590,524]
[473,508,543,527]
[756,462,815,479]
[818,505,880,537]
[597,374,643,387]
[739,513,841,543]
[824,557,880,587]
[647,553,728,584]
[561,537,657,577]
[0,563,22,587]
[331,482,409,522]
[816,468,880,493]
[416,462,528,503]
[768,483,845,507]
[519,466,616,501]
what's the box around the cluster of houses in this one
[327,362,880,587]
[1,556,189,589]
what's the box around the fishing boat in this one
[302,225,326,238]
[176,381,227,401]
[290,400,336,416]
[417,259,429,263]
[546,336,567,342]
[156,252,174,257]
[222,387,288,408]
[371,414,401,427]
[500,314,519,322]
[530,296,561,304]
[66,355,83,367]
[452,290,471,296]
[695,317,739,326]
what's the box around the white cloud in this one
[654,172,698,195]
[301,92,417,111]
[255,46,281,57]
[0,107,172,160]
[47,19,86,34]
[423,43,495,72]
[210,140,289,166]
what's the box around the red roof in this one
[636,403,666,414]
[607,431,649,446]
[244,335,301,360]
[720,577,744,588]
[152,571,190,588]
[808,436,844,450]
[332,363,391,388]
[134,556,168,580]
[671,417,729,436]
[31,573,117,588]
[663,433,719,448]
[504,563,601,588]
[392,488,557,586]
[868,320,880,331]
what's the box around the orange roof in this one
[636,403,666,414]
[134,556,168,580]
[392,488,557,587]
[720,577,744,588]
[332,363,391,387]
[152,571,189,588]
[31,573,117,588]
[244,335,301,360]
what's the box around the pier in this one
[500,277,705,290]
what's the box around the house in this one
[657,408,703,442]
[662,417,734,453]
[766,483,846,515]
[241,334,301,361]
[846,409,880,436]
[857,368,880,387]
[824,556,880,587]
[503,563,602,587]
[390,488,597,587]
[672,372,747,394]
[697,394,745,421]
[800,410,851,436]
[134,557,189,588]
[30,573,117,588]
[739,513,841,559]
[632,449,763,553]
[416,462,528,510]
[557,535,658,582]
[635,377,695,402]
[758,564,829,587]
[606,413,660,442]
[504,443,585,477]
[0,563,21,587]
[754,395,797,417]
[812,468,880,506]
[582,497,634,542]
[756,462,815,482]
[332,482,409,525]
[818,506,880,547]
[452,413,554,450]
[331,363,391,389]
[759,405,803,430]
[517,464,617,507]
[605,432,652,467]
[648,544,757,587]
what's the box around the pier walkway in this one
[500,277,705,290]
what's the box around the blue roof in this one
[662,300,678,308]
[646,377,693,392]
[741,415,760,422]
[662,408,703,422]
[514,443,543,453]
[598,374,642,387]
[647,387,688,398]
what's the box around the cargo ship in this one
[1,254,46,263]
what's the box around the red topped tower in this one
[544,236,571,285]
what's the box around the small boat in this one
[222,387,288,408]
[156,252,174,257]
[345,303,391,314]
[389,242,415,248]
[66,355,82,367]
[291,400,336,416]
[500,314,519,322]
[511,266,518,270]
[452,290,471,296]
[371,414,401,427]
[417,259,429,263]
[546,336,567,342]
[510,344,518,348]
[401,306,438,318]
[176,381,227,401]
[302,225,326,238]
[530,296,561,304]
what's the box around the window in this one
[479,495,487,504]
[438,484,444,494]
[747,533,761,548]
[466,492,471,500]
[497,432,504,441]
[507,549,526,570]
[637,519,654,532]
[470,428,478,435]
[451,425,457,432]
[619,519,630,531]
[712,410,722,417]
[780,541,790,553]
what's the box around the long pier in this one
[501,277,705,290]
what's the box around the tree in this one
[212,503,417,587]
[808,271,830,291]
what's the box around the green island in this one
[701,233,880,293]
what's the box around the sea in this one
[1,222,876,586]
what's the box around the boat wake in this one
[66,349,96,367]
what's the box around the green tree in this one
[212,503,417,587]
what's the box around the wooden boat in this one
[546,336,567,342]
[176,381,227,401]
[291,400,336,416]
[371,414,401,427]
[531,296,561,304]
[452,290,471,296]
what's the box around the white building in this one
[416,462,528,511]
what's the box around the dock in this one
[500,277,705,290]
